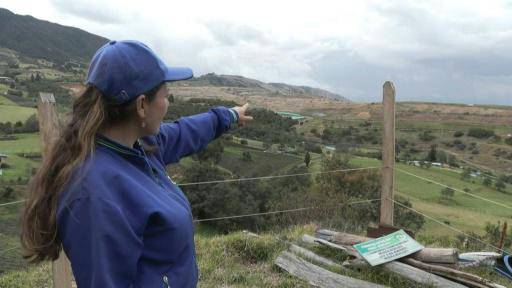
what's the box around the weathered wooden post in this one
[37,92,73,288]
[380,81,395,226]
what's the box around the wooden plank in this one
[380,81,395,226]
[402,258,506,288]
[289,244,344,270]
[317,230,459,264]
[275,251,388,288]
[309,233,467,288]
[37,92,73,288]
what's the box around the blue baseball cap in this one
[86,40,193,104]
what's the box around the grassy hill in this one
[1,224,510,287]
[0,8,109,64]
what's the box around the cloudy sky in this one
[1,0,512,105]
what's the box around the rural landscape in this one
[0,6,512,288]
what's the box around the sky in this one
[1,0,512,105]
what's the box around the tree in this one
[461,168,472,180]
[241,151,252,162]
[181,163,260,232]
[35,72,41,81]
[483,177,493,187]
[448,155,458,167]
[0,186,15,202]
[304,151,311,167]
[468,128,495,139]
[30,74,35,82]
[436,150,447,164]
[426,144,437,162]
[496,179,506,192]
[195,139,224,164]
[418,130,435,142]
[441,187,455,200]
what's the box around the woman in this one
[21,40,253,287]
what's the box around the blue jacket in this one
[57,107,236,288]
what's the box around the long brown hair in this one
[21,83,162,263]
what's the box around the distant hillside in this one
[0,9,347,102]
[185,73,349,102]
[0,8,109,64]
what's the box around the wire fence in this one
[389,198,510,254]
[0,166,381,208]
[1,123,511,279]
[396,167,512,210]
[0,164,383,275]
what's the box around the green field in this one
[349,156,512,237]
[0,96,17,106]
[0,133,41,181]
[0,106,36,123]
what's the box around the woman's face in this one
[143,85,170,135]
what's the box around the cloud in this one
[50,0,126,24]
[1,0,511,105]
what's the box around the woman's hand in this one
[232,103,254,126]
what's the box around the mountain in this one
[0,8,109,64]
[0,8,348,102]
[185,73,349,102]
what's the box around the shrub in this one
[453,131,464,138]
[418,130,435,142]
[467,128,495,139]
[441,187,455,199]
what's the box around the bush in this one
[495,179,507,192]
[441,187,455,200]
[240,139,248,145]
[418,131,436,142]
[467,128,495,139]
[453,139,466,150]
[453,131,464,138]
[483,177,493,187]
[506,137,512,146]
[241,151,252,162]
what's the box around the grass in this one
[0,133,41,181]
[349,155,512,237]
[0,106,36,124]
[0,133,41,154]
[0,96,18,106]
[1,223,509,287]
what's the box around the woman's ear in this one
[135,94,146,119]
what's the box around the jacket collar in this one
[95,133,144,158]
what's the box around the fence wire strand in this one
[396,167,512,210]
[193,198,381,223]
[0,166,381,208]
[390,197,510,254]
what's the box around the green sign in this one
[353,230,423,266]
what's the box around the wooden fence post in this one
[380,82,396,226]
[37,92,73,288]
